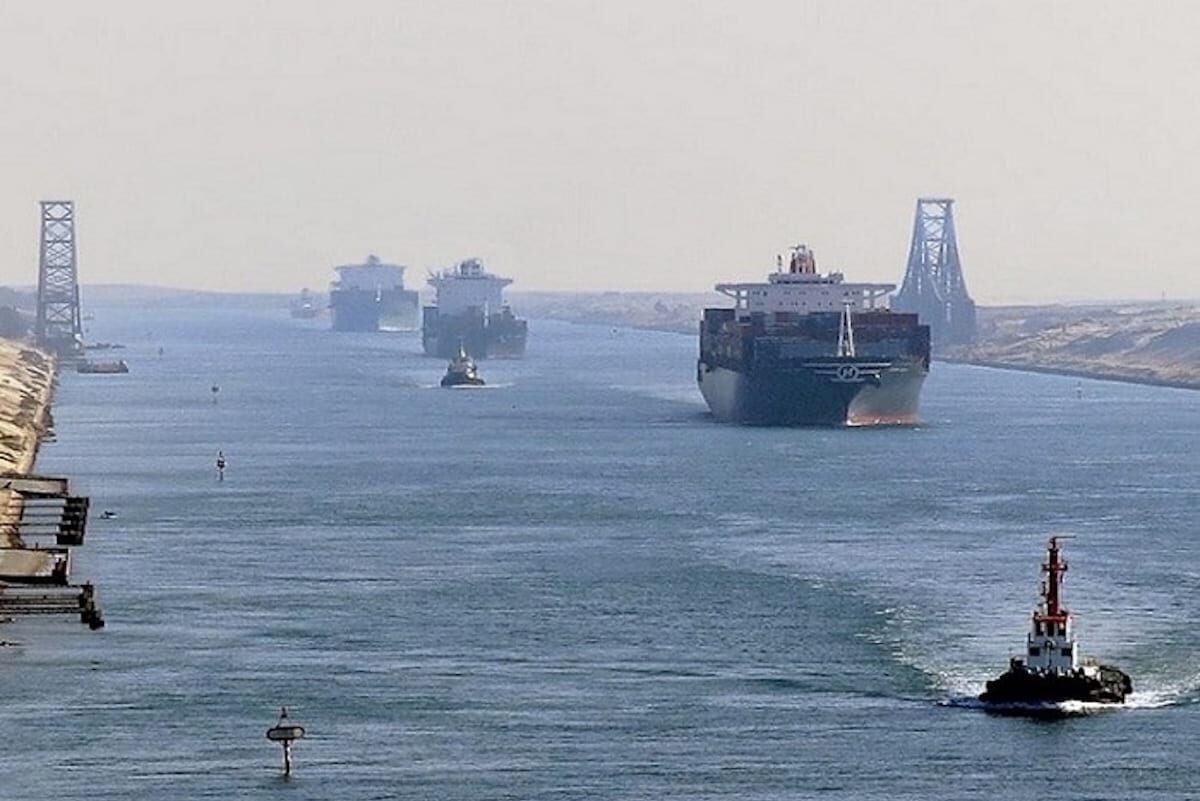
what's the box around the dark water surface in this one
[3,300,1198,799]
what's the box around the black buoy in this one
[266,707,306,776]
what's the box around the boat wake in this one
[421,382,514,390]
[938,696,1125,717]
[938,680,1198,716]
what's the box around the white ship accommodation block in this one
[717,245,893,320]
[429,259,511,317]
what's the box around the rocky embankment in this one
[942,303,1200,390]
[0,340,56,546]
[512,292,1200,390]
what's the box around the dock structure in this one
[0,471,103,629]
[893,198,977,347]
[0,582,103,629]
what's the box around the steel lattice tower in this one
[893,198,976,346]
[35,200,84,356]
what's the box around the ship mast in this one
[1026,536,1077,673]
[837,304,857,358]
[1041,536,1068,619]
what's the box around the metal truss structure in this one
[893,198,977,346]
[35,200,83,356]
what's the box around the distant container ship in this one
[422,258,527,358]
[329,255,419,332]
[698,245,930,426]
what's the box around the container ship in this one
[422,258,527,358]
[698,244,930,426]
[329,255,419,332]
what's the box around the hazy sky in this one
[1,1,1197,302]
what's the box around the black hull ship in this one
[423,258,527,359]
[329,255,419,332]
[979,537,1132,712]
[698,245,929,426]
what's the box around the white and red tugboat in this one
[980,537,1131,709]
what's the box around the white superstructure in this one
[716,245,894,322]
[1025,536,1078,673]
[428,258,513,317]
[333,254,406,291]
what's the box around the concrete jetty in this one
[0,339,103,630]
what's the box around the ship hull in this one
[422,308,527,359]
[330,289,419,332]
[697,358,926,426]
[440,374,486,388]
[697,308,929,427]
[980,664,1132,707]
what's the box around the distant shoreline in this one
[935,357,1200,392]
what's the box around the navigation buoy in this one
[216,450,227,481]
[265,706,306,776]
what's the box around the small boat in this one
[440,345,485,387]
[76,359,129,374]
[979,537,1132,711]
[290,288,320,319]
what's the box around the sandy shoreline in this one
[0,339,56,547]
[936,357,1200,391]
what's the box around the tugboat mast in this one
[1026,536,1077,673]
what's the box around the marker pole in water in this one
[266,706,306,776]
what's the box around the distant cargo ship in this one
[698,245,930,426]
[329,255,419,332]
[422,258,527,358]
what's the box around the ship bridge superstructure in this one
[332,254,407,292]
[428,258,514,317]
[716,245,894,322]
[1026,536,1078,673]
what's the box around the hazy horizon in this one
[3,1,1198,304]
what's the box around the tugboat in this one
[980,537,1132,710]
[440,344,486,388]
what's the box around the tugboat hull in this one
[440,375,485,388]
[980,664,1132,706]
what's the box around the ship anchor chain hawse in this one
[979,537,1132,713]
